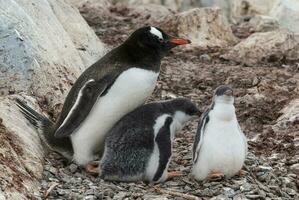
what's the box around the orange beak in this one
[169,38,191,45]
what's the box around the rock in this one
[222,29,299,66]
[0,96,44,199]
[210,194,230,200]
[114,0,201,11]
[231,0,299,33]
[289,163,299,176]
[199,54,212,62]
[160,8,238,49]
[237,15,279,33]
[0,0,106,109]
[0,0,106,198]
[200,0,235,22]
[275,99,299,129]
[68,164,78,174]
[231,0,278,18]
[113,192,127,199]
[270,0,299,33]
[70,0,112,23]
[129,4,174,23]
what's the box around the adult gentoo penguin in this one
[87,98,199,183]
[16,26,191,166]
[191,85,247,181]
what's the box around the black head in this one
[213,85,234,104]
[214,85,233,97]
[165,98,200,117]
[124,26,191,57]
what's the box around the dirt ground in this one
[39,3,299,200]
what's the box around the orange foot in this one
[85,161,100,176]
[167,171,183,180]
[207,170,224,181]
[237,169,247,177]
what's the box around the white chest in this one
[192,108,247,180]
[72,67,158,165]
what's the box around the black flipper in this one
[54,79,109,138]
[192,108,210,164]
[153,117,173,182]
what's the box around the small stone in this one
[240,183,252,192]
[84,195,96,200]
[257,166,272,172]
[289,163,299,175]
[210,194,230,200]
[223,187,236,198]
[113,192,127,200]
[245,194,261,199]
[199,54,211,62]
[69,163,78,173]
[84,189,96,196]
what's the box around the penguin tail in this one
[16,98,54,133]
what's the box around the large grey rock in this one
[0,96,44,199]
[270,0,299,33]
[160,7,238,48]
[0,0,106,199]
[222,29,299,66]
[0,0,106,108]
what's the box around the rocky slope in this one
[0,0,298,199]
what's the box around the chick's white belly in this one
[192,120,246,180]
[71,68,158,165]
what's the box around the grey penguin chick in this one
[90,98,199,183]
[191,85,247,181]
[16,26,191,166]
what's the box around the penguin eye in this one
[158,38,163,42]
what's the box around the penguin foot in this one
[237,169,247,177]
[167,171,183,180]
[85,161,100,176]
[207,171,224,181]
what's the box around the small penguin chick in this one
[192,85,247,181]
[95,98,199,183]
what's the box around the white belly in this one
[192,117,247,180]
[72,68,159,165]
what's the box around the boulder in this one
[0,96,44,199]
[270,0,299,33]
[231,0,299,33]
[222,29,299,66]
[129,4,174,23]
[0,0,106,198]
[237,15,279,33]
[231,0,278,18]
[68,0,112,22]
[275,99,299,129]
[200,0,234,22]
[0,0,106,109]
[159,7,238,48]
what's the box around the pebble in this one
[289,163,299,175]
[113,192,127,199]
[69,163,78,173]
[223,187,236,198]
[199,54,211,62]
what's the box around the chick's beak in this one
[168,38,191,45]
[224,90,233,97]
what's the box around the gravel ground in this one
[37,3,299,200]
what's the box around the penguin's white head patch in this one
[150,27,163,40]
